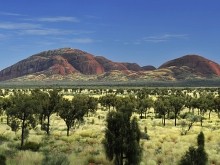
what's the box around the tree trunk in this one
[39,114,44,126]
[209,110,211,120]
[145,111,147,119]
[174,113,177,126]
[200,118,203,127]
[140,112,143,119]
[47,115,50,135]
[67,125,70,136]
[6,116,9,125]
[187,122,194,132]
[163,115,166,126]
[115,155,120,165]
[120,152,123,165]
[21,118,25,148]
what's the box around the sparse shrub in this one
[22,141,41,151]
[144,126,147,133]
[155,146,162,155]
[91,119,95,124]
[10,119,19,133]
[42,153,70,165]
[168,112,176,119]
[179,132,208,165]
[0,154,6,165]
[87,156,95,164]
[140,132,150,140]
[0,135,8,144]
[86,155,111,165]
[180,112,194,119]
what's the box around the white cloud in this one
[19,28,71,36]
[0,12,24,16]
[35,16,79,23]
[0,22,41,30]
[143,34,188,43]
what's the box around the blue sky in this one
[0,0,220,70]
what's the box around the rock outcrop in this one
[0,48,143,81]
[159,55,220,77]
[0,49,219,81]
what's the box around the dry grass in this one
[0,93,220,165]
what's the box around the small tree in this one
[137,97,153,119]
[87,96,98,116]
[197,131,205,148]
[169,95,185,126]
[58,97,87,136]
[0,154,6,165]
[99,94,117,111]
[7,92,40,148]
[103,104,141,165]
[180,113,201,135]
[214,96,220,118]
[44,89,62,135]
[179,131,208,165]
[154,97,170,126]
[31,89,50,128]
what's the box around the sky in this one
[0,0,220,70]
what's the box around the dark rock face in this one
[159,55,220,77]
[142,65,156,71]
[121,63,143,71]
[0,49,79,81]
[95,56,127,72]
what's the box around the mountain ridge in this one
[0,48,220,82]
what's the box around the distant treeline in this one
[0,78,220,88]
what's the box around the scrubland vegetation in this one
[0,87,220,165]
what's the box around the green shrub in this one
[0,135,8,144]
[140,132,150,140]
[168,112,175,119]
[42,153,70,165]
[180,112,194,119]
[22,141,41,151]
[0,154,6,165]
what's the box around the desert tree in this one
[169,95,185,126]
[179,131,208,165]
[99,94,117,111]
[58,97,87,136]
[185,95,193,113]
[205,93,215,120]
[154,97,170,126]
[7,92,40,148]
[103,107,142,165]
[197,94,213,126]
[0,97,5,116]
[31,89,50,127]
[0,97,12,125]
[180,113,201,135]
[214,96,220,118]
[137,97,153,119]
[87,96,98,117]
[43,89,62,135]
